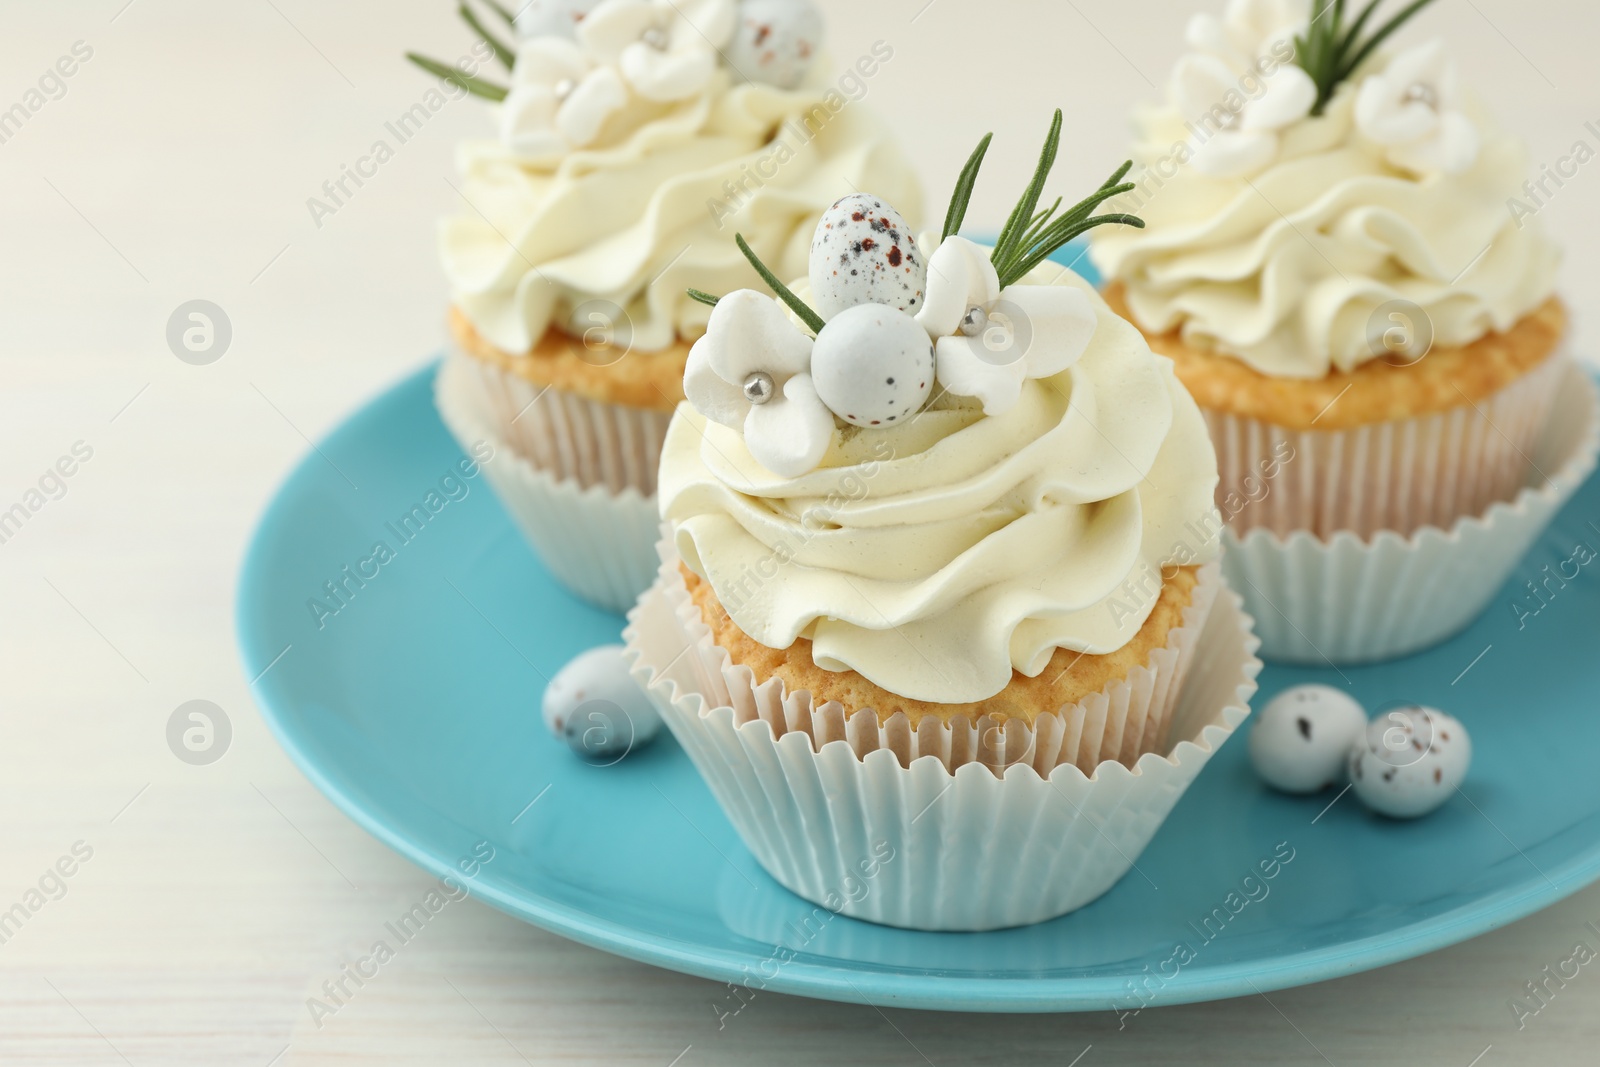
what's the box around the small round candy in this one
[810,304,934,428]
[808,195,925,321]
[726,0,822,89]
[1348,705,1471,819]
[1249,684,1368,794]
[541,645,662,763]
[514,0,603,41]
[742,371,775,404]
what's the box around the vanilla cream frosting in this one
[659,268,1221,704]
[442,66,922,355]
[1091,77,1560,378]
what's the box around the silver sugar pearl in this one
[552,78,576,101]
[641,26,670,50]
[742,371,775,405]
[959,306,989,337]
[1403,82,1438,109]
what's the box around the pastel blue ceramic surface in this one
[238,251,1600,1012]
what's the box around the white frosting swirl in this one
[1091,77,1560,378]
[442,66,922,354]
[659,269,1221,703]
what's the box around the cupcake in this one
[419,0,922,611]
[1091,0,1599,662]
[625,113,1262,931]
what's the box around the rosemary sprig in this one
[405,52,509,100]
[686,289,720,308]
[939,109,1143,289]
[1340,0,1381,56]
[989,109,1064,285]
[1338,0,1436,82]
[735,234,826,334]
[1000,160,1141,282]
[458,1,516,70]
[941,133,992,242]
[1015,197,1063,256]
[1297,0,1438,115]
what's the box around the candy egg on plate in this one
[1248,684,1368,794]
[542,644,663,763]
[1348,705,1472,819]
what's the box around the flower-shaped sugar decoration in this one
[499,37,628,159]
[683,289,835,478]
[1355,41,1479,177]
[915,236,1097,417]
[1184,0,1303,69]
[1171,51,1316,178]
[580,0,736,102]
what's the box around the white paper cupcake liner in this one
[435,355,661,613]
[1210,350,1568,540]
[447,350,672,496]
[1225,361,1600,665]
[623,544,1261,931]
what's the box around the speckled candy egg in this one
[810,304,933,427]
[1348,706,1472,819]
[541,644,662,763]
[513,0,603,40]
[726,0,822,89]
[1248,684,1368,794]
[808,194,925,321]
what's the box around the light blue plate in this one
[238,270,1600,1014]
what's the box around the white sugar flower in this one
[1185,0,1303,69]
[1355,41,1479,176]
[1172,51,1316,177]
[683,290,834,478]
[580,0,736,102]
[499,37,628,160]
[915,236,1097,417]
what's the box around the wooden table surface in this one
[5,1,1600,1063]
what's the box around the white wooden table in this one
[4,1,1599,1062]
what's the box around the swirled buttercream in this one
[441,66,922,355]
[1091,70,1559,379]
[659,269,1221,703]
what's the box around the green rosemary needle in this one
[941,133,992,242]
[405,52,509,101]
[458,2,515,70]
[735,234,826,335]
